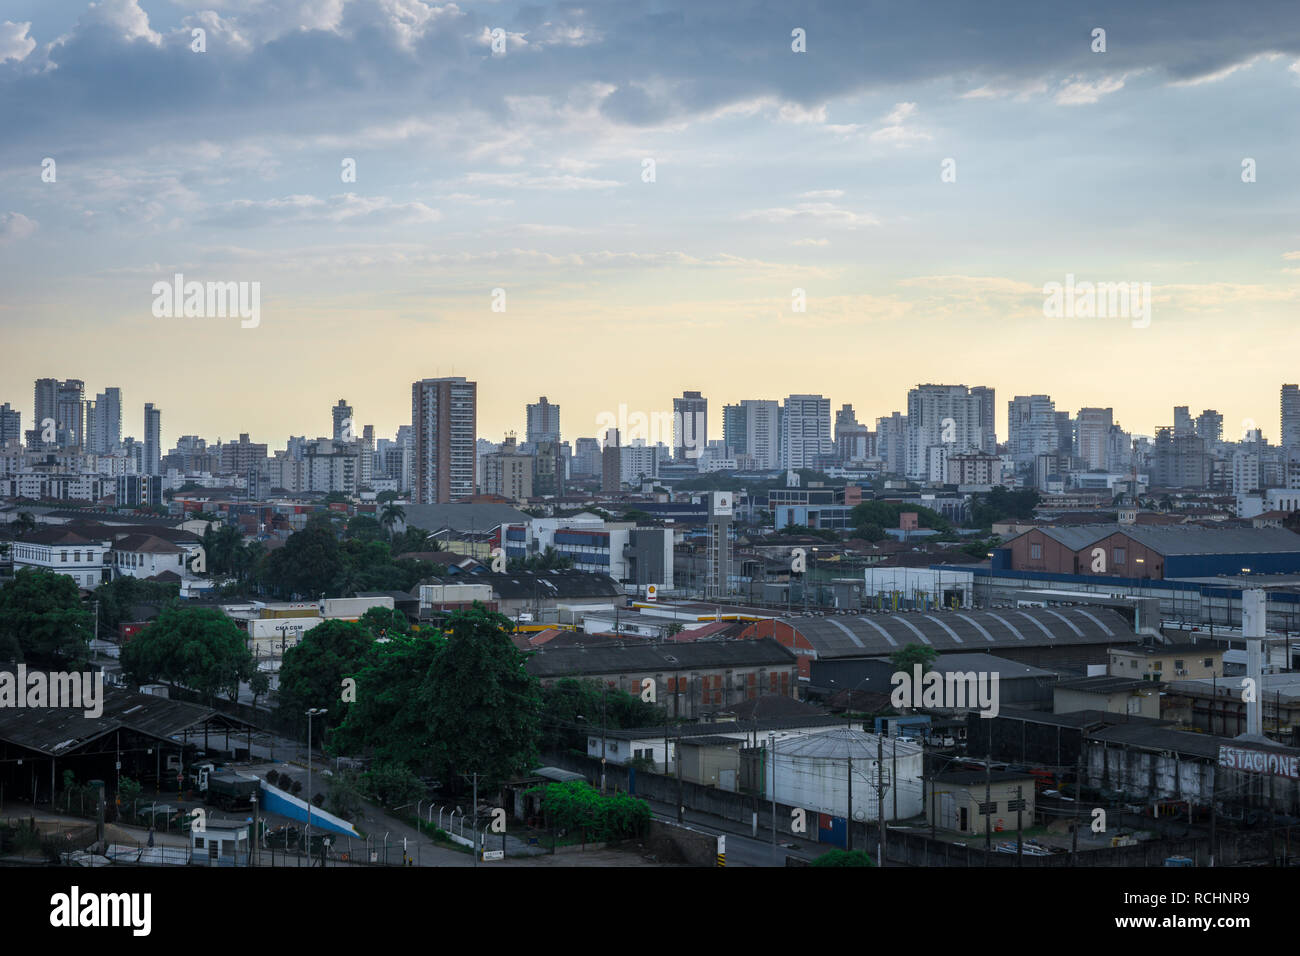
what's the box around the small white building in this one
[109,532,203,582]
[191,822,249,864]
[12,527,110,589]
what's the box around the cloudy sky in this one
[2,0,1300,450]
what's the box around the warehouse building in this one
[526,638,798,719]
[739,606,1141,677]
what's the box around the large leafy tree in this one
[120,605,255,704]
[261,520,344,598]
[277,619,372,724]
[0,568,93,665]
[331,604,542,788]
[330,631,446,769]
[93,576,179,635]
[539,678,666,752]
[422,605,542,787]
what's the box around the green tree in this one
[120,606,254,705]
[422,606,542,787]
[14,512,37,536]
[0,568,93,665]
[889,642,938,674]
[261,521,344,598]
[361,762,424,807]
[330,631,447,769]
[93,576,179,636]
[391,525,435,557]
[379,502,406,539]
[277,619,372,722]
[539,678,666,752]
[346,514,385,542]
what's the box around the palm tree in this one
[380,502,406,538]
[14,512,36,536]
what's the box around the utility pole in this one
[769,732,776,848]
[846,750,853,852]
[472,772,478,869]
[877,734,885,866]
[984,757,991,864]
[1072,730,1086,864]
[1016,785,1023,867]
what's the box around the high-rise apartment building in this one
[573,437,600,477]
[673,390,707,461]
[906,384,990,480]
[722,404,747,458]
[143,403,162,476]
[525,397,561,445]
[332,399,354,442]
[85,387,122,455]
[411,377,477,504]
[834,404,873,463]
[1075,407,1113,471]
[781,394,832,470]
[1008,395,1059,468]
[1282,385,1300,450]
[1173,406,1193,438]
[31,378,86,448]
[483,435,534,502]
[1195,409,1223,445]
[0,403,21,446]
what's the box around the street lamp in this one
[305,707,327,862]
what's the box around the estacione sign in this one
[1218,745,1300,779]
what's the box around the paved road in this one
[638,795,823,867]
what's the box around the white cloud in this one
[0,212,37,242]
[869,101,931,146]
[1055,73,1132,105]
[0,21,36,62]
[204,193,442,227]
[799,189,843,199]
[461,171,621,190]
[741,202,879,229]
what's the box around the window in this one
[1203,658,1213,668]
[1030,543,1043,560]
[194,837,205,849]
[1130,660,1137,669]
[60,551,67,562]
[1174,660,1185,670]
[1113,547,1126,565]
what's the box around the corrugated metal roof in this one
[787,606,1136,660]
[0,680,219,756]
[777,727,922,759]
[527,637,796,677]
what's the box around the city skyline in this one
[6,2,1300,446]
[2,374,1296,453]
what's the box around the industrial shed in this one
[740,606,1140,675]
[0,678,253,805]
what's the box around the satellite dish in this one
[853,809,868,821]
